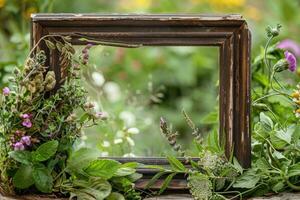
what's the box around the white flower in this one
[126,137,135,146]
[92,72,105,86]
[114,138,123,144]
[101,152,109,157]
[127,127,140,135]
[119,111,136,126]
[102,141,110,147]
[92,101,100,111]
[116,130,125,138]
[103,82,121,102]
[123,153,136,157]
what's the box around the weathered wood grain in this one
[30,14,251,190]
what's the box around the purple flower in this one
[2,87,10,96]
[22,119,32,128]
[14,142,25,151]
[278,39,300,57]
[285,51,297,72]
[21,136,31,146]
[20,113,30,119]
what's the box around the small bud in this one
[266,24,282,38]
[273,59,289,72]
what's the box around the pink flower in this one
[14,142,25,151]
[284,51,297,72]
[22,119,32,128]
[277,39,300,57]
[21,136,31,146]
[20,113,30,119]
[2,87,10,96]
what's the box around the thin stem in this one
[264,36,274,87]
[252,93,282,104]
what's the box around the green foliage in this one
[84,159,121,179]
[33,140,58,162]
[0,37,142,198]
[12,165,34,189]
[187,173,212,200]
[32,165,53,193]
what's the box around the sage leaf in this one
[13,164,34,189]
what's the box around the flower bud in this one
[266,24,282,37]
[273,59,289,72]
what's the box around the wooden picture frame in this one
[31,14,251,190]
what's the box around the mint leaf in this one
[233,169,260,189]
[34,140,58,162]
[260,112,273,131]
[33,165,53,193]
[84,159,121,180]
[67,148,100,173]
[13,165,34,189]
[9,151,31,165]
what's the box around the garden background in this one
[0,0,299,157]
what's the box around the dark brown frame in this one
[31,14,251,189]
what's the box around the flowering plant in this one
[153,24,300,200]
[0,36,142,199]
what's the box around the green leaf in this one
[71,178,111,200]
[9,151,31,165]
[167,155,186,172]
[34,140,58,162]
[84,159,121,179]
[106,192,125,200]
[274,126,294,144]
[233,157,243,174]
[233,169,260,189]
[288,163,300,177]
[260,112,273,131]
[13,165,34,189]
[145,171,167,189]
[67,148,100,173]
[127,173,143,182]
[114,167,136,177]
[270,132,287,150]
[32,165,53,193]
[272,181,285,193]
[206,129,221,153]
[159,173,177,195]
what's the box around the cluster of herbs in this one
[0,36,142,200]
[155,24,300,200]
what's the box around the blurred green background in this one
[1,0,300,157]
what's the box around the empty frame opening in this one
[75,45,219,157]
